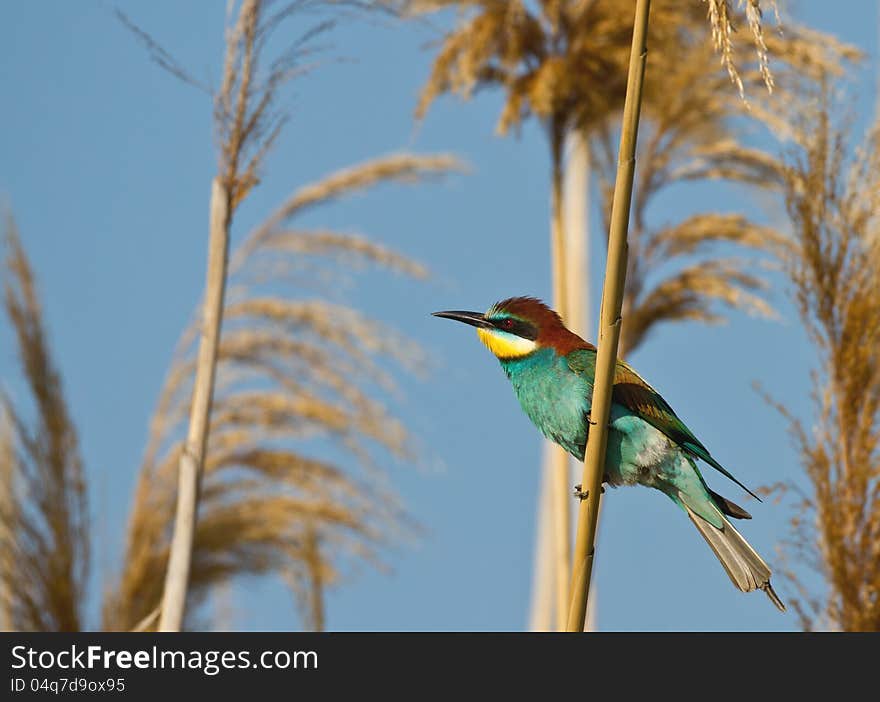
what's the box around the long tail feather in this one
[683,503,785,612]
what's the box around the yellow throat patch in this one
[477,327,538,359]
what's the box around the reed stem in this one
[159,178,230,631]
[566,0,651,632]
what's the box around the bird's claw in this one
[585,412,613,431]
[573,484,605,500]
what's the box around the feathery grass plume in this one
[404,0,793,134]
[766,89,880,631]
[0,215,89,632]
[701,2,858,101]
[591,20,858,358]
[151,0,264,632]
[593,42,782,358]
[117,0,463,630]
[103,152,459,631]
[120,0,347,631]
[703,0,776,98]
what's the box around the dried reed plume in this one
[124,0,388,630]
[152,0,294,632]
[111,0,461,630]
[404,1,786,133]
[594,11,858,359]
[703,0,776,97]
[766,89,880,631]
[594,42,781,359]
[0,215,89,632]
[0,158,458,637]
[103,151,461,631]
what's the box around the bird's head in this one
[433,296,588,360]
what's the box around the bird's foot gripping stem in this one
[573,484,605,501]
[585,412,615,431]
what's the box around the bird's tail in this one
[682,500,786,612]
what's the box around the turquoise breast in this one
[499,348,591,459]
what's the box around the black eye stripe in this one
[491,317,538,340]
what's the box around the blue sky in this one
[1,1,877,631]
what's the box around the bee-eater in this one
[434,296,784,611]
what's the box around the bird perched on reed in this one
[435,296,784,611]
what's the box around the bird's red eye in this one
[502,318,514,330]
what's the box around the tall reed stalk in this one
[158,0,297,631]
[159,180,231,631]
[566,0,650,632]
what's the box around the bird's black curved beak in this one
[432,310,493,329]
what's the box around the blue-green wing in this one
[566,348,759,500]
